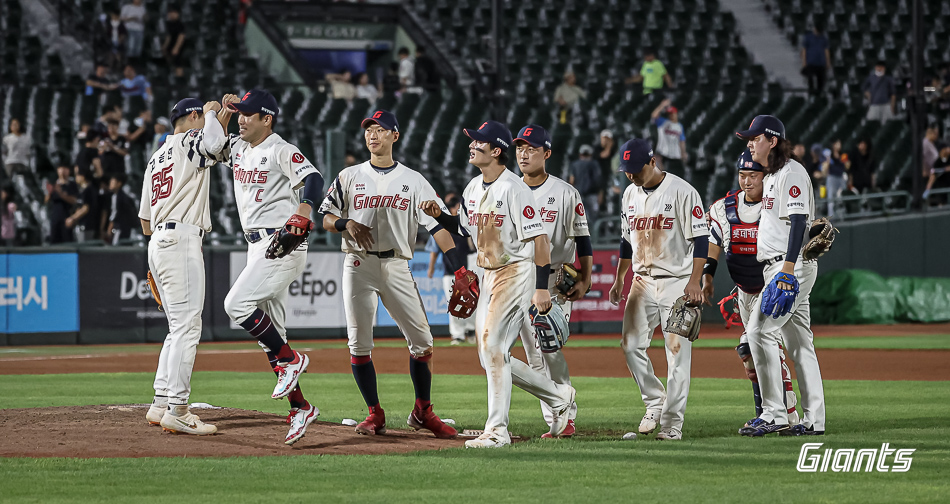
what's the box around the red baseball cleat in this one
[541,419,575,439]
[407,403,458,439]
[355,405,386,435]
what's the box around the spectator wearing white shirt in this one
[326,69,356,102]
[650,98,688,177]
[120,0,146,59]
[397,47,414,92]
[355,72,379,102]
[2,118,31,177]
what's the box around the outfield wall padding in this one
[812,270,950,324]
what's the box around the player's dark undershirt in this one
[371,162,398,173]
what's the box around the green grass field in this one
[1,371,948,503]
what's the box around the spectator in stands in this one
[1,185,15,246]
[162,8,187,80]
[862,62,896,122]
[45,163,79,244]
[807,142,824,187]
[355,72,380,102]
[597,129,617,184]
[554,71,587,124]
[414,46,439,92]
[85,64,118,99]
[326,70,357,102]
[624,48,673,95]
[107,173,137,245]
[569,144,602,225]
[383,62,402,95]
[793,143,806,162]
[2,118,31,177]
[819,140,847,217]
[152,117,171,153]
[66,169,100,242]
[800,21,830,96]
[397,47,414,92]
[119,65,152,100]
[344,152,358,167]
[651,98,688,177]
[923,124,940,178]
[99,120,129,177]
[846,137,876,193]
[923,142,950,204]
[75,128,103,179]
[127,110,153,172]
[94,104,125,137]
[121,0,146,60]
[107,11,128,70]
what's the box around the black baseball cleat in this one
[739,418,790,437]
[780,424,825,436]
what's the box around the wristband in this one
[334,218,350,232]
[704,258,718,278]
[536,264,550,290]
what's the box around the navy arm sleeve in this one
[434,212,461,235]
[576,235,593,257]
[692,235,709,259]
[785,214,806,264]
[301,172,325,209]
[620,237,633,259]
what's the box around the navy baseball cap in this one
[169,98,203,125]
[514,124,552,150]
[736,149,764,172]
[618,138,655,174]
[463,120,512,150]
[227,89,279,118]
[361,109,399,132]
[736,115,785,140]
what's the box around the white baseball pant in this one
[224,233,307,350]
[343,253,432,358]
[745,260,825,430]
[149,222,205,405]
[620,274,692,434]
[737,290,799,417]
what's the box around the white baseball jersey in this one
[138,111,225,232]
[707,190,761,250]
[523,174,590,268]
[461,169,546,270]
[757,159,815,261]
[220,133,320,231]
[319,161,446,260]
[620,173,708,278]
[654,117,685,160]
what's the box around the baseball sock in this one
[266,351,308,409]
[351,355,379,408]
[751,382,763,417]
[241,309,295,362]
[408,354,432,405]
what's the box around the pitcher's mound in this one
[0,405,464,458]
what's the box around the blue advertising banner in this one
[1,253,79,333]
[376,252,449,327]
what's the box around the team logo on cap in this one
[243,91,251,101]
[373,111,384,119]
[623,151,630,160]
[575,203,585,216]
[479,122,488,130]
[523,206,535,219]
[692,206,703,219]
[523,127,533,136]
[789,186,801,198]
[292,153,305,163]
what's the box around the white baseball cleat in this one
[285,403,319,445]
[160,409,217,435]
[146,404,166,426]
[638,409,661,434]
[464,429,511,449]
[548,385,576,437]
[655,428,682,441]
[272,351,309,399]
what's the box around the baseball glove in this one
[760,272,799,319]
[664,296,702,342]
[146,270,163,312]
[265,214,314,259]
[555,263,590,297]
[448,267,479,318]
[801,217,838,261]
[529,302,570,353]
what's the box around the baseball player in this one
[320,110,459,439]
[514,124,592,438]
[218,90,324,445]
[140,98,227,435]
[607,138,708,441]
[425,192,475,345]
[734,115,825,436]
[702,150,799,426]
[420,120,576,448]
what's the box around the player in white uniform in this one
[702,150,800,426]
[608,138,708,441]
[420,120,576,448]
[513,125,592,438]
[140,98,226,436]
[219,90,325,445]
[735,116,825,436]
[320,110,458,439]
